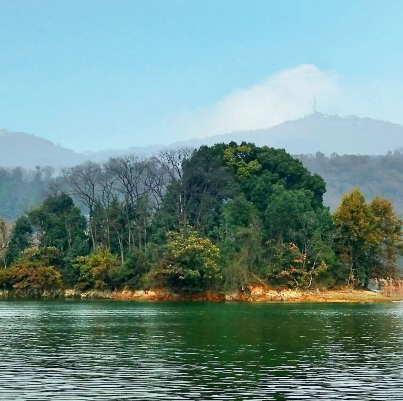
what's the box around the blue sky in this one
[1,0,403,151]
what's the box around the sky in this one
[1,0,403,152]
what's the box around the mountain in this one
[87,112,403,158]
[3,114,403,219]
[82,144,165,163]
[169,112,403,156]
[0,129,84,169]
[2,113,403,169]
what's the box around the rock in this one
[64,289,81,298]
[80,290,113,299]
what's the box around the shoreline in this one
[1,285,403,302]
[109,287,403,303]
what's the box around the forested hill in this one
[299,152,403,214]
[0,166,55,220]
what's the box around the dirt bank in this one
[1,284,402,302]
[109,285,403,302]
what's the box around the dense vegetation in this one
[0,143,402,295]
[0,166,55,220]
[299,151,403,214]
[4,151,403,222]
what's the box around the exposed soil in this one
[2,284,403,302]
[108,284,403,303]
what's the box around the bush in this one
[161,226,221,292]
[74,248,118,290]
[0,260,62,291]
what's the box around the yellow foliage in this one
[223,145,261,177]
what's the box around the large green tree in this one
[6,193,88,285]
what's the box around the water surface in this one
[0,300,403,400]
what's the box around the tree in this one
[5,215,33,265]
[106,155,151,251]
[223,145,261,177]
[0,218,9,267]
[367,197,403,283]
[332,189,403,286]
[74,248,119,290]
[217,195,263,290]
[63,162,102,249]
[333,189,375,284]
[161,144,236,234]
[265,185,315,243]
[5,194,87,285]
[0,246,62,294]
[161,226,221,292]
[27,194,88,256]
[274,241,330,288]
[159,142,332,291]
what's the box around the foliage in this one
[216,195,263,290]
[5,216,33,265]
[0,247,62,292]
[223,145,262,177]
[0,218,9,267]
[74,248,119,290]
[333,189,403,286]
[4,262,62,291]
[0,166,55,221]
[1,144,403,294]
[111,249,150,289]
[299,151,403,214]
[275,242,328,288]
[161,226,220,292]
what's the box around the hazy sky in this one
[1,0,403,152]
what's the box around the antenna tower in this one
[313,96,317,114]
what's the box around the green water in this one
[0,300,403,400]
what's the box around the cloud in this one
[169,64,339,140]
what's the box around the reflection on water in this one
[0,300,403,400]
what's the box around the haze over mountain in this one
[2,113,403,169]
[0,129,84,169]
[175,113,403,156]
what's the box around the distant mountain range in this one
[0,129,83,169]
[2,113,403,169]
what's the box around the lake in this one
[0,300,402,400]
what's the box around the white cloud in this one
[169,64,339,141]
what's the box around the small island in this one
[1,143,402,301]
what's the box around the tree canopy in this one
[1,143,402,294]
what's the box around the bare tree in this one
[63,161,102,249]
[143,157,168,207]
[106,155,150,250]
[158,148,193,180]
[60,149,192,257]
[157,148,193,228]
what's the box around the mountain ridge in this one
[2,113,403,168]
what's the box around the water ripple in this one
[0,301,403,400]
